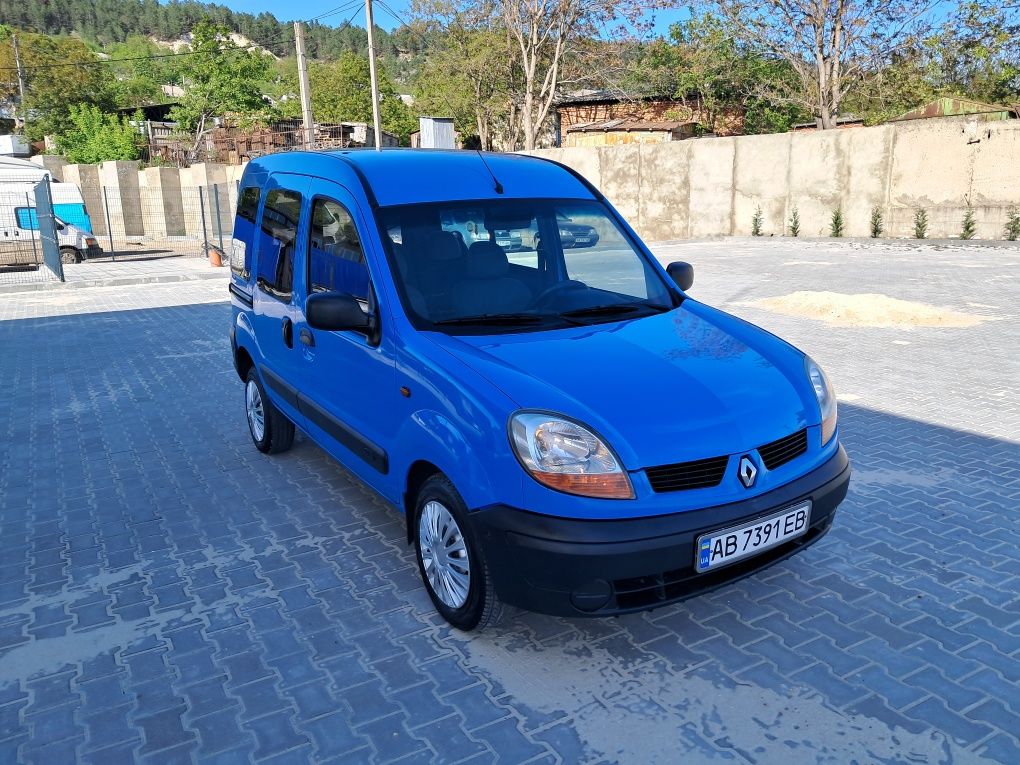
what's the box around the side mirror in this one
[666,261,694,291]
[306,292,371,333]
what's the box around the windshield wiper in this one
[559,302,670,319]
[432,312,549,326]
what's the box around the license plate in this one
[695,502,811,572]
[574,237,590,243]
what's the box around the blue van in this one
[229,150,850,630]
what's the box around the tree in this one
[0,26,113,139]
[104,35,186,109]
[701,0,937,128]
[497,0,654,149]
[279,51,418,144]
[412,2,516,149]
[54,104,142,163]
[168,20,275,159]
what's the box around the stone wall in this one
[530,117,1020,240]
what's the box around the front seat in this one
[451,242,532,316]
[409,231,466,318]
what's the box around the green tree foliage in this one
[168,21,274,150]
[104,36,186,108]
[751,206,763,236]
[0,26,114,139]
[830,208,845,237]
[914,208,929,239]
[960,201,977,239]
[276,51,418,144]
[870,207,884,238]
[54,103,142,162]
[637,14,808,134]
[1005,207,1020,241]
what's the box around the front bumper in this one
[472,445,850,617]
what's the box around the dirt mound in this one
[748,291,988,328]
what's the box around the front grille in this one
[611,524,826,611]
[757,428,808,470]
[645,455,729,493]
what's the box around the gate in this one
[0,174,63,281]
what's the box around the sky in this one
[206,0,691,38]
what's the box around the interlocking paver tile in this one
[1,241,1018,762]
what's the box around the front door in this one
[251,173,310,426]
[291,179,400,501]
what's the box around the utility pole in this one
[293,21,315,150]
[364,0,384,151]
[12,33,26,134]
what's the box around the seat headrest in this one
[467,242,510,278]
[421,231,463,262]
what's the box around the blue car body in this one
[229,149,850,620]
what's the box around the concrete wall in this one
[533,117,1020,240]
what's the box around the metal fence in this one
[81,181,239,263]
[0,171,63,281]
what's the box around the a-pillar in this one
[139,166,186,238]
[100,161,144,238]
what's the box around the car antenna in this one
[476,151,504,194]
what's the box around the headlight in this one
[805,356,837,445]
[509,412,633,499]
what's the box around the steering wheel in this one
[531,280,587,309]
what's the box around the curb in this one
[0,270,229,295]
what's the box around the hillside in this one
[0,0,422,73]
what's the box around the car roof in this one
[246,149,597,207]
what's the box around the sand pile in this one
[747,291,988,328]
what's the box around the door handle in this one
[281,317,293,348]
[299,328,315,347]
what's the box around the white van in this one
[0,184,103,265]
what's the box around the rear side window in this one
[308,198,369,300]
[232,186,260,276]
[256,188,302,299]
[15,207,39,230]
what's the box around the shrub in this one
[1005,206,1020,241]
[788,206,800,237]
[54,104,142,164]
[830,207,845,238]
[913,208,928,239]
[751,206,763,236]
[870,207,883,238]
[960,201,977,240]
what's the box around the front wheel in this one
[59,247,81,264]
[414,475,504,631]
[244,368,294,454]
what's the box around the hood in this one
[423,302,816,470]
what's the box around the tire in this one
[244,367,295,454]
[413,475,505,631]
[59,247,81,264]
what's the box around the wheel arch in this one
[403,460,444,544]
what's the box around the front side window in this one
[15,207,38,230]
[378,199,675,333]
[308,198,369,300]
[256,188,302,299]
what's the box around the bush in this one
[788,206,800,237]
[960,202,977,240]
[1005,206,1020,241]
[913,208,928,239]
[54,104,141,164]
[830,207,845,238]
[870,207,883,238]
[751,206,763,236]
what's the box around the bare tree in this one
[701,0,938,128]
[498,0,653,149]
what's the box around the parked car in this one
[228,150,850,631]
[557,214,600,248]
[0,193,103,266]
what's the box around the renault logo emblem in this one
[738,455,758,489]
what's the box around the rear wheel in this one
[414,475,504,631]
[244,368,294,454]
[59,247,81,264]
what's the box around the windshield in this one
[378,199,675,333]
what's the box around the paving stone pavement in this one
[0,239,1017,764]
